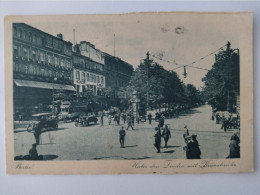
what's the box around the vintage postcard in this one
[5,12,253,174]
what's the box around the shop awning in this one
[14,79,75,91]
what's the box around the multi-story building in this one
[73,41,106,95]
[13,23,75,120]
[103,53,134,97]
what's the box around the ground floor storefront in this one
[13,79,75,120]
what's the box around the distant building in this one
[13,23,75,119]
[103,53,134,97]
[73,42,106,95]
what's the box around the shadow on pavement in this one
[14,129,28,133]
[124,145,138,148]
[166,145,181,148]
[161,150,175,154]
[39,143,56,145]
[14,154,58,161]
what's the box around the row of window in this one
[13,44,71,68]
[106,76,128,88]
[73,55,104,72]
[75,70,104,85]
[13,26,72,56]
[13,26,41,45]
[14,62,72,80]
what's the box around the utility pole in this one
[146,51,150,109]
[226,41,232,112]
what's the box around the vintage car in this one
[27,113,58,132]
[75,115,98,127]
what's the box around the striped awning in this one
[14,79,75,91]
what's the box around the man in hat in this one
[162,125,171,148]
[34,127,42,145]
[154,127,161,153]
[228,133,240,158]
[126,115,134,130]
[119,126,126,148]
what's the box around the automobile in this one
[75,115,98,127]
[27,113,58,132]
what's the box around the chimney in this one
[57,33,63,40]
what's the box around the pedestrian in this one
[117,113,121,125]
[100,112,104,126]
[126,115,134,130]
[154,127,161,153]
[148,113,152,124]
[108,115,112,125]
[216,113,220,124]
[228,133,240,158]
[183,125,189,144]
[191,134,201,159]
[122,113,126,124]
[162,125,171,148]
[131,115,135,126]
[119,126,126,148]
[137,115,140,124]
[158,115,165,129]
[34,127,41,145]
[114,114,118,125]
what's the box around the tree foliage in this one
[202,43,239,111]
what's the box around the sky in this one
[26,12,240,89]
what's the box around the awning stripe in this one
[14,79,75,91]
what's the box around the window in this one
[61,59,64,67]
[18,29,22,38]
[41,69,44,76]
[29,32,32,42]
[97,76,100,83]
[40,52,44,62]
[54,56,58,65]
[24,66,28,74]
[90,74,93,82]
[56,72,59,78]
[81,72,85,83]
[32,35,36,43]
[33,67,37,75]
[49,70,52,77]
[101,77,104,84]
[86,73,89,81]
[76,71,80,80]
[32,50,36,60]
[94,75,96,83]
[48,55,52,64]
[23,48,29,59]
[13,45,19,57]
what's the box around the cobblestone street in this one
[14,105,238,160]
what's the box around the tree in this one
[202,42,239,111]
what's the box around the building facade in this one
[103,53,134,97]
[13,23,75,120]
[72,43,106,95]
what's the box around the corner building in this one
[73,41,106,95]
[13,23,75,120]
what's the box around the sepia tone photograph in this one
[5,12,253,174]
